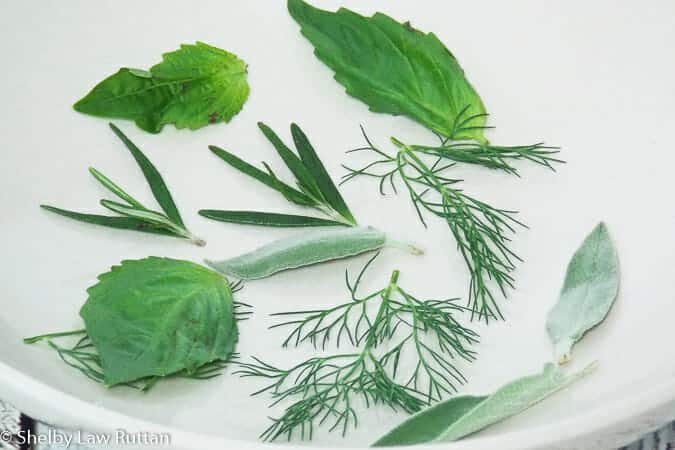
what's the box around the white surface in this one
[1,0,674,449]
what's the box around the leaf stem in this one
[24,329,87,344]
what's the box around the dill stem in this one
[24,329,87,344]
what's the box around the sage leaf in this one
[288,0,487,142]
[546,222,620,363]
[372,362,595,446]
[206,226,386,280]
[198,210,347,227]
[109,123,184,226]
[291,123,356,224]
[80,257,237,386]
[74,42,249,133]
[208,145,315,207]
[39,205,174,236]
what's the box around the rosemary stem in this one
[181,230,206,247]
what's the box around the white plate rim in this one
[2,359,674,450]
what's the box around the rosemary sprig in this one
[342,115,562,321]
[237,255,478,441]
[201,122,356,228]
[41,123,204,245]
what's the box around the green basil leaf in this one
[109,123,185,226]
[288,0,487,142]
[74,42,249,132]
[291,123,355,224]
[199,210,347,227]
[149,42,250,130]
[73,68,171,133]
[546,222,620,363]
[257,122,323,200]
[40,205,174,236]
[80,257,237,386]
[208,145,315,207]
[373,363,595,446]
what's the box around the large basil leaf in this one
[74,42,249,133]
[288,0,487,142]
[80,257,237,386]
[373,362,595,446]
[546,222,620,363]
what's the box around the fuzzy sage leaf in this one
[74,42,249,133]
[372,362,596,446]
[206,226,386,280]
[546,222,620,364]
[42,124,203,245]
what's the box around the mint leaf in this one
[288,0,487,142]
[80,257,237,386]
[74,42,249,133]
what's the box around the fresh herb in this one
[546,222,620,364]
[203,122,421,280]
[343,130,560,321]
[206,226,387,280]
[41,123,204,245]
[74,42,249,133]
[237,255,478,441]
[200,122,356,227]
[24,257,245,390]
[372,362,596,446]
[287,0,562,321]
[287,0,487,143]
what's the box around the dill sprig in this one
[236,255,478,441]
[341,113,562,321]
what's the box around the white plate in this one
[1,1,675,449]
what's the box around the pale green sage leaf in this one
[546,222,620,364]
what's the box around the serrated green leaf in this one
[109,123,184,226]
[546,223,620,364]
[288,0,487,142]
[149,42,250,130]
[291,123,355,223]
[208,145,315,207]
[74,42,249,132]
[199,210,347,227]
[257,122,323,199]
[372,363,595,446]
[80,257,237,386]
[88,167,144,209]
[40,205,174,236]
